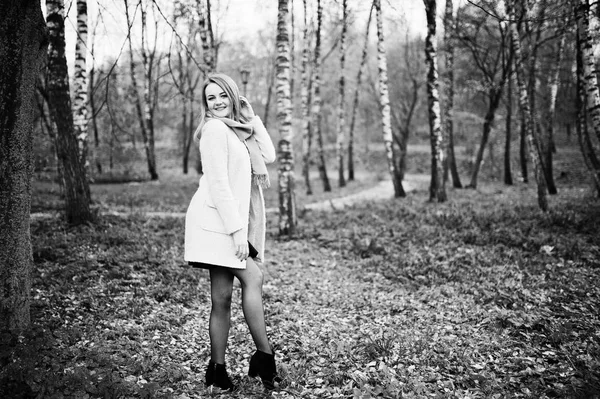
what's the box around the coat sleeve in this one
[200,120,245,234]
[250,116,277,164]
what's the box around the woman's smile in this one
[205,83,231,118]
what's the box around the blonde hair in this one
[193,73,249,143]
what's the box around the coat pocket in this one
[198,200,234,234]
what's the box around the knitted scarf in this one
[208,116,271,188]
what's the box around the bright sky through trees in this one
[47,0,434,69]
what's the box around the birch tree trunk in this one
[589,0,600,60]
[348,5,373,182]
[504,63,514,185]
[576,1,600,193]
[423,0,446,202]
[276,0,297,236]
[528,0,557,194]
[578,0,600,144]
[197,0,215,73]
[443,0,461,188]
[336,0,348,187]
[195,0,215,173]
[290,0,295,99]
[506,0,548,211]
[140,3,158,180]
[312,0,331,192]
[124,0,158,180]
[73,0,89,168]
[88,14,102,175]
[373,0,404,197]
[300,0,313,194]
[89,66,101,175]
[0,0,47,332]
[47,0,94,224]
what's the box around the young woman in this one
[184,73,279,391]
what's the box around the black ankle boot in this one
[248,350,281,389]
[205,360,236,391]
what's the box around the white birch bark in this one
[423,0,446,202]
[140,3,158,180]
[374,0,404,197]
[575,25,600,193]
[336,0,348,187]
[196,0,215,73]
[578,0,600,143]
[300,0,313,194]
[506,0,548,211]
[276,0,297,236]
[73,0,88,167]
[443,0,461,188]
[589,0,600,59]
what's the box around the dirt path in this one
[303,173,430,211]
[30,174,431,219]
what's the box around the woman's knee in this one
[239,260,264,289]
[211,287,233,310]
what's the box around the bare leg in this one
[231,258,272,354]
[209,267,234,364]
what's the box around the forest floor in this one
[4,146,600,399]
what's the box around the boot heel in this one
[205,360,236,391]
[248,350,281,389]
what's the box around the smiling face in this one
[205,83,231,119]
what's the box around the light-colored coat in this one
[184,116,276,269]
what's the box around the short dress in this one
[188,241,258,270]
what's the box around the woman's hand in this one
[239,96,255,121]
[232,229,249,261]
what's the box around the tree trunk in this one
[467,89,502,188]
[88,16,102,176]
[89,66,102,175]
[443,0,462,189]
[47,0,94,224]
[0,0,47,332]
[124,0,158,180]
[542,32,566,195]
[519,111,528,182]
[348,6,373,183]
[290,0,295,99]
[197,0,215,73]
[276,0,297,236]
[373,0,404,197]
[578,0,600,144]
[73,0,89,169]
[423,0,446,202]
[140,3,158,180]
[300,0,313,194]
[312,0,331,192]
[336,0,348,187]
[576,1,600,194]
[527,0,557,194]
[504,63,514,185]
[195,0,215,174]
[506,0,547,211]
